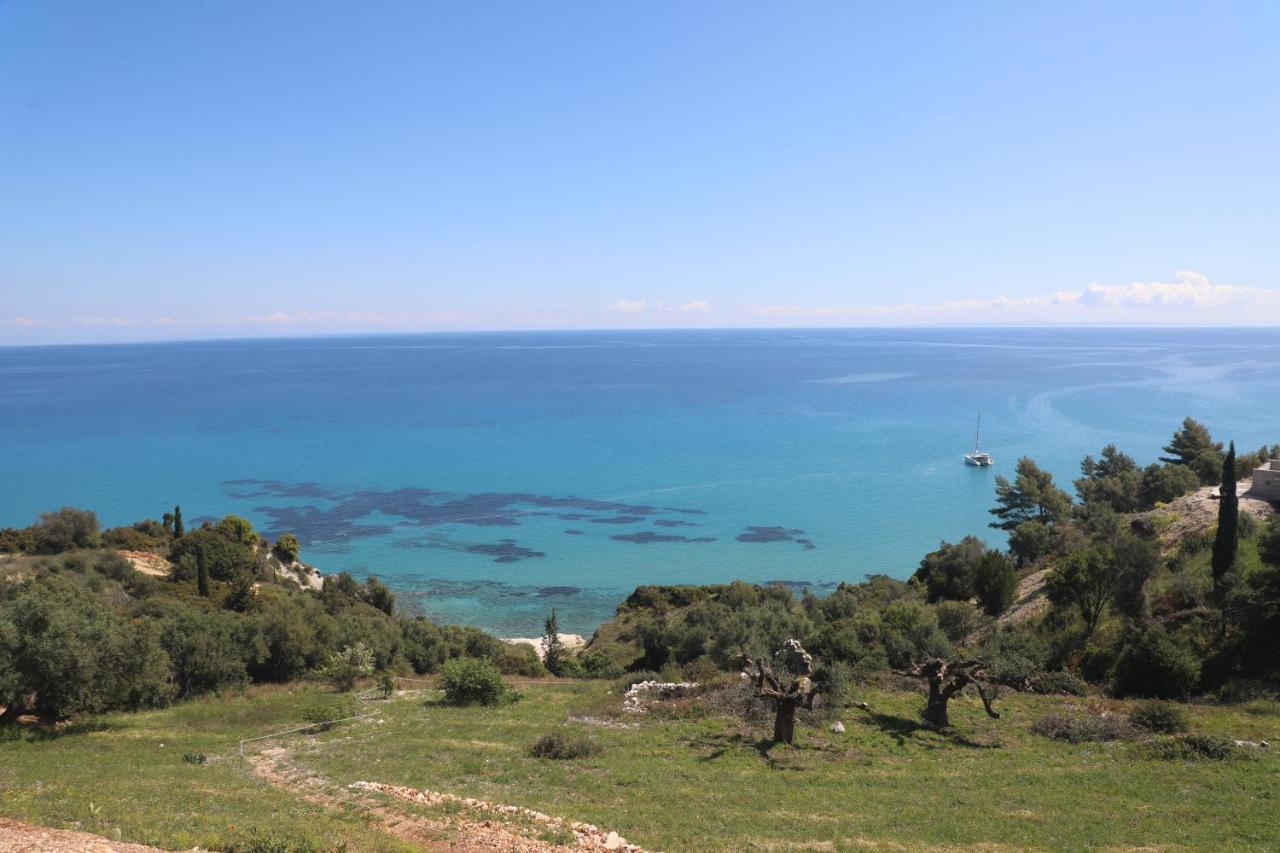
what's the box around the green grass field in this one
[2,680,1277,851]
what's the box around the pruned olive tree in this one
[898,658,1000,729]
[744,639,819,744]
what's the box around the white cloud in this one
[742,272,1280,324]
[603,299,649,314]
[678,300,713,313]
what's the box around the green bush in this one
[439,657,507,706]
[33,507,101,553]
[529,728,602,760]
[1027,670,1087,696]
[494,644,547,677]
[979,626,1049,687]
[1111,628,1200,699]
[934,600,984,643]
[554,655,587,679]
[579,649,625,680]
[272,533,301,563]
[1128,700,1189,734]
[325,642,375,692]
[300,696,356,731]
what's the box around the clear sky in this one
[3,1,1279,343]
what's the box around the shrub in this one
[182,751,207,765]
[1027,670,1088,696]
[935,600,984,643]
[326,642,375,691]
[680,655,721,684]
[439,657,507,706]
[33,507,101,553]
[1139,734,1239,761]
[579,649,625,680]
[1111,628,1200,699]
[1128,700,1189,734]
[272,533,301,564]
[812,659,854,712]
[494,644,547,677]
[529,728,602,760]
[300,696,356,731]
[554,655,587,679]
[1030,713,1137,743]
[979,626,1049,687]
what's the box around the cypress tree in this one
[196,546,210,597]
[173,505,185,538]
[1211,441,1238,598]
[542,608,564,676]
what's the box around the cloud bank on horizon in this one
[5,271,1279,344]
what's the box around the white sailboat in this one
[964,413,993,467]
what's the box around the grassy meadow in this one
[2,679,1277,851]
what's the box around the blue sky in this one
[2,1,1279,343]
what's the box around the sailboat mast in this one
[974,412,982,452]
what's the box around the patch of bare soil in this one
[116,551,170,578]
[1135,479,1276,550]
[247,746,647,851]
[0,816,169,853]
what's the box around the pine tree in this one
[542,608,564,676]
[196,546,210,597]
[173,505,185,538]
[1211,441,1238,599]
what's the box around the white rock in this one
[830,720,845,733]
[604,831,624,850]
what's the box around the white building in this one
[1251,460,1280,501]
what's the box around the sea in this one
[3,327,1278,636]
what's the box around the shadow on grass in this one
[0,718,115,743]
[693,730,839,769]
[863,711,995,749]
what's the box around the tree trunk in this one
[922,684,950,728]
[773,699,798,744]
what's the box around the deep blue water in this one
[3,328,1278,636]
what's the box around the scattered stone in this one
[622,681,700,713]
[830,721,845,733]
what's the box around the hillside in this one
[1,679,1277,851]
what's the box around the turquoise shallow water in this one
[2,328,1278,635]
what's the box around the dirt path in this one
[0,816,168,853]
[246,746,645,851]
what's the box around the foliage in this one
[1045,545,1119,637]
[300,696,357,731]
[972,550,1017,616]
[169,528,256,583]
[1259,515,1280,568]
[1030,712,1137,743]
[934,600,984,643]
[272,532,301,563]
[1128,700,1188,734]
[1026,670,1087,696]
[1138,462,1201,506]
[1075,444,1143,512]
[494,643,548,677]
[529,728,601,759]
[326,642,375,691]
[1161,417,1224,486]
[542,608,565,676]
[978,627,1050,687]
[913,536,986,602]
[579,649,624,679]
[1111,628,1200,699]
[33,507,102,553]
[439,657,508,706]
[989,457,1071,531]
[1211,441,1238,596]
[214,515,259,547]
